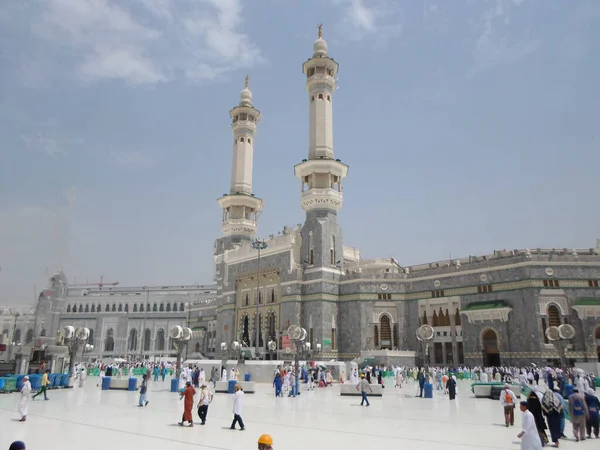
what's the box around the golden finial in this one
[318,24,323,39]
[245,75,249,89]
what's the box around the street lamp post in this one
[251,238,268,358]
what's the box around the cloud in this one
[471,0,541,75]
[20,121,83,158]
[333,0,401,41]
[110,151,158,169]
[6,0,261,85]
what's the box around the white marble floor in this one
[0,377,582,450]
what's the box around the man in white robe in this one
[19,376,31,422]
[178,369,187,390]
[518,401,543,450]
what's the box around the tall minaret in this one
[217,77,263,247]
[294,25,348,270]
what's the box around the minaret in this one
[294,25,348,270]
[217,77,263,244]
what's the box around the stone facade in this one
[212,28,600,367]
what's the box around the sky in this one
[1,0,599,304]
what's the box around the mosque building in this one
[2,27,599,371]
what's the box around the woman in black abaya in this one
[527,389,549,446]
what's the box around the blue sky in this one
[1,0,599,303]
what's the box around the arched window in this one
[180,302,185,311]
[173,303,178,312]
[124,304,129,312]
[128,329,138,351]
[166,303,171,312]
[379,315,392,349]
[159,303,164,312]
[133,304,138,312]
[104,329,115,352]
[112,304,116,312]
[25,329,33,344]
[245,294,249,306]
[547,305,561,327]
[140,304,144,312]
[242,315,250,346]
[97,304,101,312]
[194,342,200,353]
[79,304,83,312]
[14,329,21,344]
[105,304,110,312]
[267,312,276,341]
[270,289,275,303]
[88,329,94,345]
[455,308,461,326]
[153,303,157,312]
[143,329,151,351]
[156,329,165,351]
[258,292,262,305]
[40,329,46,337]
[85,304,89,312]
[422,311,428,325]
[67,305,71,312]
[432,310,439,327]
[91,304,96,313]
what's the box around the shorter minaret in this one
[217,77,263,239]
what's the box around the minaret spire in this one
[217,77,263,238]
[318,23,322,38]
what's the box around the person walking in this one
[230,384,245,430]
[568,387,589,442]
[518,401,543,450]
[197,383,213,425]
[541,385,563,446]
[33,370,50,401]
[138,374,149,407]
[178,381,196,427]
[500,383,518,427]
[584,388,599,439]
[357,374,372,406]
[18,376,31,422]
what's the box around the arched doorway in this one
[482,328,501,366]
[242,315,250,346]
[595,326,600,363]
[379,315,392,349]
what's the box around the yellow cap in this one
[258,434,273,445]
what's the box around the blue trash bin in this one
[128,377,137,391]
[170,378,179,393]
[16,375,25,391]
[244,373,251,382]
[29,374,42,390]
[101,376,111,390]
[0,378,4,391]
[228,379,237,394]
[424,382,433,398]
[60,374,69,387]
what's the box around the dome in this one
[239,76,252,106]
[313,37,328,57]
[313,24,328,57]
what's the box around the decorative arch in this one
[143,328,151,351]
[159,303,164,312]
[156,329,165,351]
[173,303,178,312]
[378,313,393,349]
[547,304,561,327]
[266,310,277,342]
[153,303,157,312]
[91,304,96,313]
[128,328,138,351]
[79,304,83,312]
[166,303,171,312]
[104,329,115,352]
[85,304,89,313]
[480,326,501,366]
[240,314,250,346]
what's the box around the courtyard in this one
[0,377,551,449]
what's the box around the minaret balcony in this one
[301,188,343,212]
[222,219,257,237]
[294,159,349,179]
[218,193,263,211]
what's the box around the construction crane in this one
[82,276,119,289]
